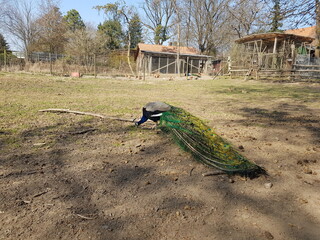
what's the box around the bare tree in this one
[175,0,196,48]
[33,1,67,53]
[227,0,267,38]
[142,0,175,45]
[171,0,182,74]
[184,0,193,47]
[176,0,319,55]
[278,0,315,26]
[1,0,38,58]
[0,0,5,24]
[181,0,229,54]
[317,0,320,57]
[65,24,103,71]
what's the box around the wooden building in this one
[135,43,212,77]
[230,31,316,79]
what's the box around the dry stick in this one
[39,109,135,122]
[33,189,50,198]
[189,167,195,176]
[202,172,226,177]
[76,214,96,220]
[0,170,38,179]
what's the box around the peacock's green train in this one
[158,106,263,174]
[136,102,264,175]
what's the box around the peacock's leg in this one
[152,121,160,129]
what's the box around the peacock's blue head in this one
[135,115,148,126]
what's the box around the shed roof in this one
[284,26,316,38]
[284,26,317,45]
[137,43,199,55]
[235,32,314,44]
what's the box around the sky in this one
[3,0,143,50]
[60,0,143,27]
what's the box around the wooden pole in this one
[94,53,97,78]
[191,59,193,73]
[137,54,142,79]
[143,56,146,81]
[173,0,181,76]
[4,49,7,71]
[186,57,189,80]
[272,37,278,68]
[273,37,278,54]
[49,52,53,75]
[315,0,320,58]
[39,108,135,122]
[177,25,181,75]
[149,56,152,75]
[182,58,185,74]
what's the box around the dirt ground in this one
[0,74,320,240]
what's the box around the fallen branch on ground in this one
[189,167,195,176]
[76,214,96,220]
[202,171,226,177]
[0,170,39,179]
[33,188,50,198]
[39,108,135,122]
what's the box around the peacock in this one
[136,102,172,126]
[136,102,264,176]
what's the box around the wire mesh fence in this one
[1,49,227,78]
[0,50,135,76]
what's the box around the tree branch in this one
[39,108,135,122]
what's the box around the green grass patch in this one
[211,83,320,102]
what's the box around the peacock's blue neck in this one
[137,115,148,125]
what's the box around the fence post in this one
[94,53,97,78]
[186,57,189,80]
[49,52,53,75]
[4,49,7,71]
[143,56,146,81]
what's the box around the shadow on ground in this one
[238,103,320,143]
[1,114,320,239]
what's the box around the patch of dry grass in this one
[1,72,319,151]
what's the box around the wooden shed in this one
[230,31,316,79]
[135,43,212,77]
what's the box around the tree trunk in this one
[315,0,320,57]
[127,31,135,77]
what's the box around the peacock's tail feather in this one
[159,106,264,175]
